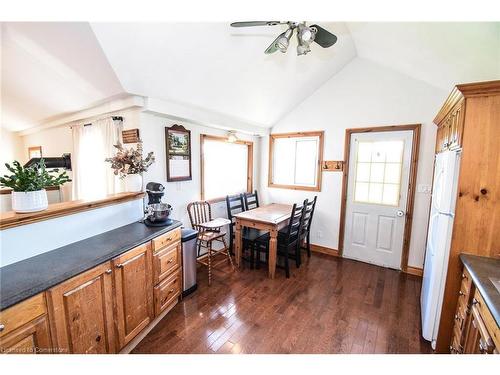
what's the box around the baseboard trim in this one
[310,244,339,257]
[404,265,423,277]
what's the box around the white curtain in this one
[72,117,123,200]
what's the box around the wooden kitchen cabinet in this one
[46,262,116,354]
[434,81,500,352]
[1,225,183,355]
[434,100,464,153]
[112,242,153,349]
[0,293,52,354]
[450,264,499,354]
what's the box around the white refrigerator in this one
[421,150,461,349]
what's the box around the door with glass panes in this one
[343,130,413,269]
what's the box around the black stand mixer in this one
[143,182,173,227]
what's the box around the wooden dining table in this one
[233,203,292,279]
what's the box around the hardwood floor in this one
[132,253,432,354]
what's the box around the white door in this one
[343,130,413,269]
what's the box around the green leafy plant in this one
[0,159,71,192]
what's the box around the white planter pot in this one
[124,174,143,192]
[12,190,48,213]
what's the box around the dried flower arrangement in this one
[105,141,155,178]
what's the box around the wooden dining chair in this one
[256,202,306,278]
[187,200,234,286]
[243,190,259,210]
[299,196,317,263]
[226,194,267,268]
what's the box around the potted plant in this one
[0,159,71,213]
[105,141,155,192]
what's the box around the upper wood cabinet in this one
[112,242,153,349]
[434,98,465,153]
[46,262,116,354]
[0,294,52,354]
[434,80,500,352]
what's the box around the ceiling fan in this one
[230,21,338,56]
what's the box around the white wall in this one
[0,127,24,176]
[139,112,261,228]
[259,58,448,269]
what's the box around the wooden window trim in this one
[200,134,254,203]
[268,131,324,192]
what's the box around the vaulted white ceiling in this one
[1,22,124,131]
[1,22,499,132]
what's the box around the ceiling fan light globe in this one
[297,44,310,56]
[276,37,289,52]
[299,28,315,44]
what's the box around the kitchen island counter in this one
[0,220,182,310]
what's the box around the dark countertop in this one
[460,254,500,327]
[0,220,182,311]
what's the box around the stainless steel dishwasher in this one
[181,228,198,297]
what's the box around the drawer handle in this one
[105,269,112,275]
[461,273,467,280]
[458,290,465,296]
[454,314,460,321]
[167,259,174,264]
[116,264,124,269]
[96,334,101,342]
[169,288,174,293]
[0,323,4,332]
[472,298,479,306]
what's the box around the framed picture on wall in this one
[165,124,192,181]
[28,146,42,160]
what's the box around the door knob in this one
[396,210,405,217]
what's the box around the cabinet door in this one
[112,243,153,349]
[0,315,52,354]
[463,304,496,354]
[448,104,465,150]
[46,262,115,354]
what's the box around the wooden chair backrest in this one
[187,201,212,232]
[226,194,245,224]
[283,201,306,246]
[301,196,317,237]
[243,190,259,210]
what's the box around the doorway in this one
[340,125,420,271]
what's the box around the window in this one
[201,135,253,201]
[353,140,404,206]
[268,131,324,191]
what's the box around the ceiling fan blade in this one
[231,21,282,27]
[311,24,338,48]
[264,31,286,54]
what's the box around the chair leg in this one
[284,250,290,278]
[306,233,311,258]
[221,236,235,269]
[208,241,212,286]
[250,241,255,269]
[255,243,260,269]
[295,243,301,268]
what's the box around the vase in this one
[11,189,49,213]
[124,174,143,192]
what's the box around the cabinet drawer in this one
[154,270,181,316]
[472,290,500,350]
[0,294,47,339]
[152,228,181,252]
[153,242,181,284]
[460,269,472,295]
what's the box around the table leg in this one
[235,219,242,268]
[268,228,278,279]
